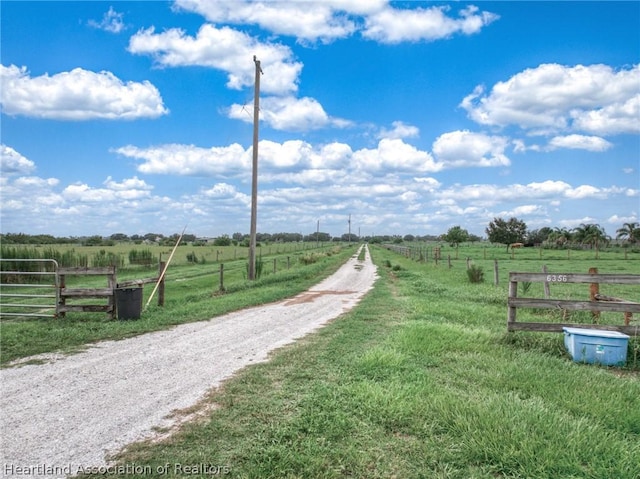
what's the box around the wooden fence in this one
[57,262,165,319]
[507,271,640,335]
[58,266,117,319]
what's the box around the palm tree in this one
[616,222,640,244]
[548,227,572,247]
[572,223,610,250]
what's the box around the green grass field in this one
[61,243,640,478]
[2,242,639,477]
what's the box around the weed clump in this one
[299,253,319,265]
[467,264,484,283]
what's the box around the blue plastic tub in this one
[563,327,629,366]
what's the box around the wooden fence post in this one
[542,265,550,299]
[107,267,116,319]
[287,256,290,269]
[158,261,166,306]
[508,276,518,325]
[589,267,599,323]
[273,258,277,274]
[447,255,452,269]
[219,263,224,292]
[58,272,66,318]
[494,259,499,286]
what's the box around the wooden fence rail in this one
[2,260,168,320]
[507,272,640,335]
[58,266,117,319]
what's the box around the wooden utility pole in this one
[249,56,262,280]
[348,214,351,244]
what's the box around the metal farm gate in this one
[0,259,60,319]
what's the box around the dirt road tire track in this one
[1,245,377,478]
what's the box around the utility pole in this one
[316,220,320,248]
[348,214,351,244]
[248,56,263,280]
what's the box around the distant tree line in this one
[0,231,440,246]
[437,219,638,251]
[1,221,637,249]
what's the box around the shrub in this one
[467,264,484,283]
[213,235,232,247]
[299,253,319,265]
[129,249,155,266]
[91,250,123,267]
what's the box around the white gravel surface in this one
[0,245,377,478]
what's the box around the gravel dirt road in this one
[0,245,377,478]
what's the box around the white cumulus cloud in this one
[432,130,510,168]
[547,134,613,151]
[461,63,640,135]
[228,96,352,131]
[114,143,249,176]
[0,65,168,120]
[174,0,360,43]
[377,121,420,140]
[128,24,302,95]
[0,144,35,174]
[363,4,499,43]
[565,184,603,199]
[353,138,439,172]
[173,1,495,45]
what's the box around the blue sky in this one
[1,1,638,239]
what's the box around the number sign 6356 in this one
[546,274,568,282]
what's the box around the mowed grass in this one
[77,244,639,479]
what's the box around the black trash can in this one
[115,287,143,320]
